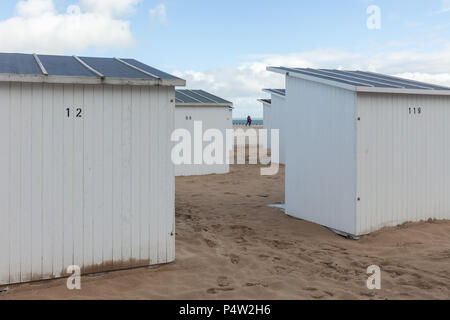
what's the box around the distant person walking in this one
[246,115,252,126]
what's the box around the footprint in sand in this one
[230,254,240,264]
[204,238,217,248]
[207,287,235,294]
[217,276,231,287]
[245,282,269,288]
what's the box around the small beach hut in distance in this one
[262,89,286,164]
[258,99,272,132]
[175,89,233,176]
[268,67,450,237]
[0,52,185,285]
[258,98,272,146]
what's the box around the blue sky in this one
[0,0,449,117]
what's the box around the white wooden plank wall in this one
[0,82,175,285]
[356,93,450,235]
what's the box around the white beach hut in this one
[261,89,286,164]
[0,53,185,285]
[268,67,450,236]
[175,89,233,176]
[258,99,272,146]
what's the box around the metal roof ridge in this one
[296,68,375,87]
[33,53,48,76]
[176,90,204,103]
[356,70,449,90]
[190,89,228,104]
[175,93,186,103]
[114,57,161,80]
[317,69,404,89]
[73,55,105,79]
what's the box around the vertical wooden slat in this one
[31,83,43,280]
[140,87,150,262]
[157,87,167,264]
[112,86,123,267]
[92,85,104,271]
[73,85,84,270]
[42,84,54,279]
[166,88,176,263]
[149,87,159,264]
[121,86,132,266]
[9,83,22,284]
[0,83,11,285]
[103,85,114,268]
[63,84,74,272]
[21,83,32,283]
[52,84,64,277]
[83,85,94,272]
[130,86,141,264]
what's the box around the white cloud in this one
[174,47,450,118]
[394,72,450,86]
[149,3,167,25]
[16,0,54,17]
[0,0,140,54]
[440,0,450,13]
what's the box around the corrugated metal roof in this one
[0,52,185,86]
[263,88,286,97]
[268,67,450,93]
[121,58,181,80]
[38,55,95,77]
[175,89,232,106]
[0,53,43,75]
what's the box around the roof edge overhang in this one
[267,66,450,96]
[257,99,271,105]
[355,86,450,96]
[267,66,357,92]
[175,102,233,107]
[0,73,186,87]
[262,88,286,99]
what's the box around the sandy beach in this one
[1,150,449,300]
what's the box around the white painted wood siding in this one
[356,93,450,235]
[285,77,358,235]
[263,103,272,149]
[270,95,286,164]
[0,82,175,285]
[174,106,232,176]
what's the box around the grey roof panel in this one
[322,69,408,89]
[192,90,232,104]
[181,90,218,103]
[38,54,96,77]
[0,53,43,75]
[305,69,400,88]
[353,70,450,90]
[176,90,202,103]
[0,52,184,84]
[80,57,155,79]
[121,59,181,80]
[273,67,450,91]
[176,89,232,105]
[279,67,369,87]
